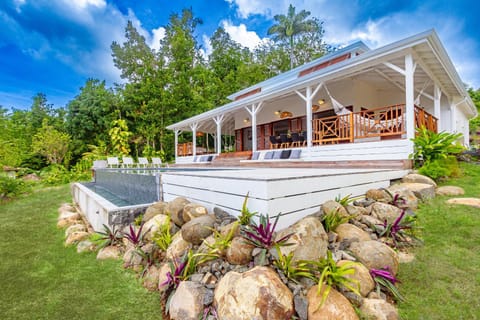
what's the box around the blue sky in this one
[1,0,479,110]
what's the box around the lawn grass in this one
[398,162,480,319]
[0,185,160,320]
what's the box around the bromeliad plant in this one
[238,192,258,225]
[311,251,361,309]
[376,210,422,248]
[152,216,173,251]
[273,246,315,283]
[96,224,123,249]
[383,188,407,207]
[242,213,293,250]
[370,267,405,302]
[123,223,145,247]
[321,208,350,233]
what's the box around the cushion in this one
[264,151,274,160]
[289,149,302,159]
[251,152,260,160]
[281,150,292,159]
[273,151,283,159]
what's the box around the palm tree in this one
[267,4,316,69]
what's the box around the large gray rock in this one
[96,246,123,260]
[349,240,399,275]
[436,186,465,196]
[385,185,419,210]
[123,247,143,269]
[275,216,328,262]
[158,263,173,293]
[446,197,480,208]
[389,183,435,201]
[166,232,192,260]
[359,215,383,229]
[226,236,254,265]
[77,240,95,253]
[402,173,437,187]
[143,213,170,241]
[142,265,160,292]
[214,266,294,319]
[307,285,359,320]
[335,223,371,242]
[143,201,168,222]
[57,210,82,228]
[370,202,403,224]
[337,260,374,297]
[58,203,76,213]
[169,281,209,320]
[65,231,90,246]
[322,200,348,217]
[181,214,215,245]
[167,197,191,226]
[360,298,398,320]
[365,189,391,202]
[65,223,87,238]
[346,205,369,217]
[182,203,209,223]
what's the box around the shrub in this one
[418,156,460,181]
[321,208,350,233]
[0,176,29,200]
[411,127,464,167]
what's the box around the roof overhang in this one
[167,29,477,132]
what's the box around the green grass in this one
[398,163,480,319]
[0,185,160,320]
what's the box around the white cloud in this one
[149,26,166,51]
[65,0,106,10]
[221,20,268,50]
[202,34,213,56]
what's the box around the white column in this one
[450,102,456,133]
[434,84,441,132]
[213,115,224,154]
[174,129,181,159]
[190,123,198,158]
[295,83,323,148]
[405,54,415,140]
[245,102,263,152]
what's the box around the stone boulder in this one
[365,189,391,202]
[23,173,41,181]
[143,213,170,240]
[57,210,82,228]
[57,218,81,229]
[337,260,375,297]
[275,216,328,262]
[385,185,419,210]
[322,200,348,217]
[77,240,95,253]
[436,186,465,196]
[123,248,143,269]
[307,285,359,320]
[166,232,192,260]
[214,266,294,319]
[349,240,399,275]
[346,205,368,217]
[402,173,437,187]
[181,215,215,245]
[65,231,89,246]
[390,183,435,201]
[97,246,123,260]
[446,197,480,208]
[65,223,87,238]
[143,201,168,222]
[158,263,173,293]
[335,223,371,243]
[226,236,254,265]
[360,298,398,320]
[167,197,190,226]
[58,203,76,213]
[142,265,160,291]
[169,281,210,320]
[370,202,403,224]
[182,203,209,223]
[359,215,383,229]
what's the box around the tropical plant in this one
[321,208,350,233]
[152,216,173,251]
[273,246,315,283]
[0,176,30,200]
[312,251,361,309]
[382,189,406,207]
[238,192,258,225]
[108,119,132,156]
[418,156,461,180]
[334,194,355,206]
[410,127,464,167]
[206,221,239,254]
[370,267,405,302]
[123,224,145,247]
[160,250,197,290]
[242,213,292,250]
[96,224,123,249]
[376,210,422,248]
[267,4,317,69]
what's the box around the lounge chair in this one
[107,157,120,168]
[151,157,163,168]
[137,157,149,168]
[122,156,134,168]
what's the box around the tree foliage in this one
[32,120,71,165]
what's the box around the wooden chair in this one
[269,135,280,149]
[279,134,291,148]
[290,132,302,147]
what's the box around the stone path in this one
[446,197,480,208]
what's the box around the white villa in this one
[167,29,477,168]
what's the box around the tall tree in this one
[32,119,71,165]
[267,4,317,69]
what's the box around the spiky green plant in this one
[335,194,355,206]
[152,216,173,251]
[321,208,350,232]
[238,192,258,225]
[96,224,123,249]
[273,246,315,283]
[370,267,405,302]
